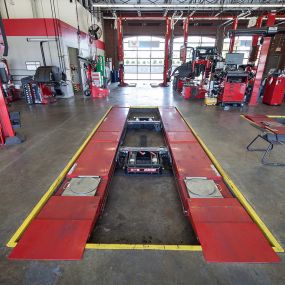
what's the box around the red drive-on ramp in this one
[9,107,128,260]
[160,107,280,263]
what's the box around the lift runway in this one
[6,106,283,262]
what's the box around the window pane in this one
[125,50,137,58]
[138,66,151,73]
[151,66,164,74]
[124,59,137,65]
[125,66,137,74]
[137,51,151,58]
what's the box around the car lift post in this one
[249,12,276,106]
[117,17,128,87]
[228,17,238,53]
[248,16,263,64]
[182,17,189,64]
[159,17,172,87]
[0,88,23,145]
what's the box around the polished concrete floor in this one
[1,83,285,284]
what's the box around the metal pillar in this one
[229,17,238,53]
[248,16,263,64]
[159,17,171,87]
[117,17,128,87]
[0,88,14,140]
[182,17,189,64]
[249,13,276,106]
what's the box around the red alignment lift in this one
[9,107,280,262]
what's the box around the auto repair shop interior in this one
[1,0,285,284]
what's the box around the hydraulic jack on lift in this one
[8,107,282,262]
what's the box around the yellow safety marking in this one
[85,243,202,251]
[178,108,284,253]
[6,107,112,248]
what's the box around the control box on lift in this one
[262,70,285,106]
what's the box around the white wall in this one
[1,0,105,95]
[6,36,60,84]
[0,0,104,40]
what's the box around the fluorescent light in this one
[26,38,57,42]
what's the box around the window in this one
[124,36,165,82]
[172,36,216,69]
[222,36,252,64]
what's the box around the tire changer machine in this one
[210,53,250,107]
[22,66,67,105]
[172,46,219,99]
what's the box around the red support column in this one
[0,87,15,144]
[182,17,189,64]
[229,17,238,53]
[117,17,128,87]
[159,17,171,87]
[248,16,263,64]
[249,13,276,106]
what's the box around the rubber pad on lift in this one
[9,219,92,260]
[195,222,280,263]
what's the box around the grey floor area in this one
[1,83,285,285]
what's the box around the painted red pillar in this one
[229,17,238,53]
[248,16,263,64]
[117,17,128,87]
[249,13,276,106]
[160,17,171,87]
[0,87,15,144]
[182,17,189,64]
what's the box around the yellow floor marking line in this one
[178,108,284,253]
[85,244,202,251]
[7,107,112,248]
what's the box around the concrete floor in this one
[1,83,285,284]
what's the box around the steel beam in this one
[248,16,263,64]
[229,17,238,53]
[117,17,128,87]
[160,17,172,87]
[182,17,189,64]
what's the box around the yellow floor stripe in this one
[6,107,112,248]
[85,243,202,251]
[177,108,284,253]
